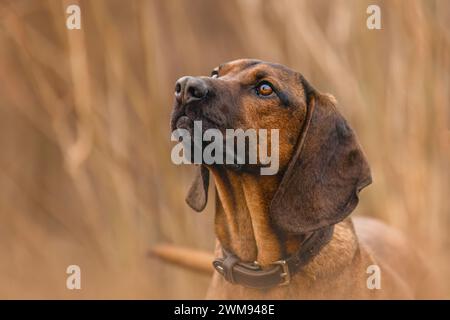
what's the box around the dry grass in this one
[0,0,448,298]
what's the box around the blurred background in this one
[0,0,448,299]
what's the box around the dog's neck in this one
[210,167,359,276]
[210,167,304,266]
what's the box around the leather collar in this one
[212,225,334,289]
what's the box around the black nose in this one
[175,76,209,104]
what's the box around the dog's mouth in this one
[175,115,193,131]
[171,102,233,165]
[171,103,223,133]
[171,104,265,172]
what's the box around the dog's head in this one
[170,59,371,234]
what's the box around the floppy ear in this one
[270,80,372,234]
[185,165,210,212]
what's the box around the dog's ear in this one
[186,165,210,212]
[270,77,371,234]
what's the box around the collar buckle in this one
[272,260,291,286]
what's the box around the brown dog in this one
[170,59,436,299]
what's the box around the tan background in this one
[0,0,449,298]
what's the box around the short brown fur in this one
[171,59,437,299]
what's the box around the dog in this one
[170,59,436,299]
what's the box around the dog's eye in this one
[256,82,274,96]
[211,70,219,78]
